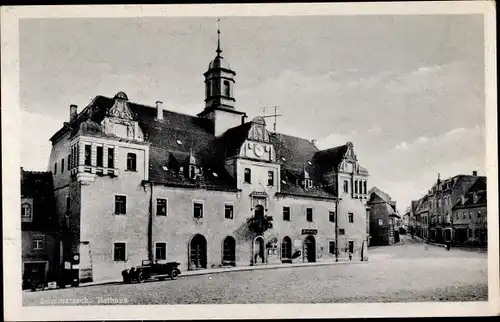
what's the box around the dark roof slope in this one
[270,133,319,170]
[453,176,487,209]
[20,169,58,230]
[312,144,348,174]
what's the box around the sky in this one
[19,15,486,211]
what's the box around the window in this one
[363,181,367,194]
[21,203,32,219]
[268,171,274,186]
[348,212,354,223]
[67,154,71,170]
[108,148,115,168]
[354,180,358,193]
[194,202,203,219]
[456,213,459,220]
[114,242,126,261]
[283,207,290,221]
[32,235,44,250]
[343,180,349,193]
[244,168,251,183]
[329,211,335,223]
[378,219,383,226]
[469,212,472,219]
[225,204,234,219]
[96,146,103,167]
[329,241,336,254]
[84,145,91,166]
[463,212,466,219]
[54,162,57,174]
[156,198,167,216]
[306,208,313,222]
[61,158,65,173]
[339,229,345,235]
[206,81,211,97]
[223,80,230,97]
[155,242,167,261]
[114,195,126,215]
[127,153,137,171]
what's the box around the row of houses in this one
[404,171,487,246]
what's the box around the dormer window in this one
[343,180,349,193]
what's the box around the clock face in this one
[254,144,264,157]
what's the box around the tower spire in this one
[216,18,222,57]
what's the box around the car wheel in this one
[171,269,179,280]
[137,272,146,283]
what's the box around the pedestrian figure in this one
[348,251,352,261]
[446,242,451,251]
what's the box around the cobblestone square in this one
[23,237,487,305]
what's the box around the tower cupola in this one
[198,21,246,136]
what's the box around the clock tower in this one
[198,25,246,137]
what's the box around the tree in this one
[247,214,273,235]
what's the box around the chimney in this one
[70,104,78,122]
[472,170,478,176]
[156,101,163,120]
[311,139,317,147]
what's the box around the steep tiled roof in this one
[50,94,364,197]
[311,144,348,174]
[270,133,319,171]
[368,186,392,203]
[453,176,487,209]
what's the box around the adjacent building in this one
[21,168,60,289]
[367,187,400,246]
[452,176,487,246]
[409,171,486,246]
[46,36,370,282]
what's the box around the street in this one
[23,237,488,305]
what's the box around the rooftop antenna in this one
[262,105,282,133]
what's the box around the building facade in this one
[21,168,60,289]
[452,176,487,246]
[47,37,370,282]
[410,172,485,245]
[367,187,400,246]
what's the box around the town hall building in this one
[47,34,370,282]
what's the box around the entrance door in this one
[222,236,236,265]
[253,236,265,264]
[281,236,292,263]
[304,235,316,263]
[348,241,354,254]
[23,262,46,289]
[189,234,207,269]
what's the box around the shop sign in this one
[301,229,318,235]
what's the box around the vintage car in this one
[122,260,181,283]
